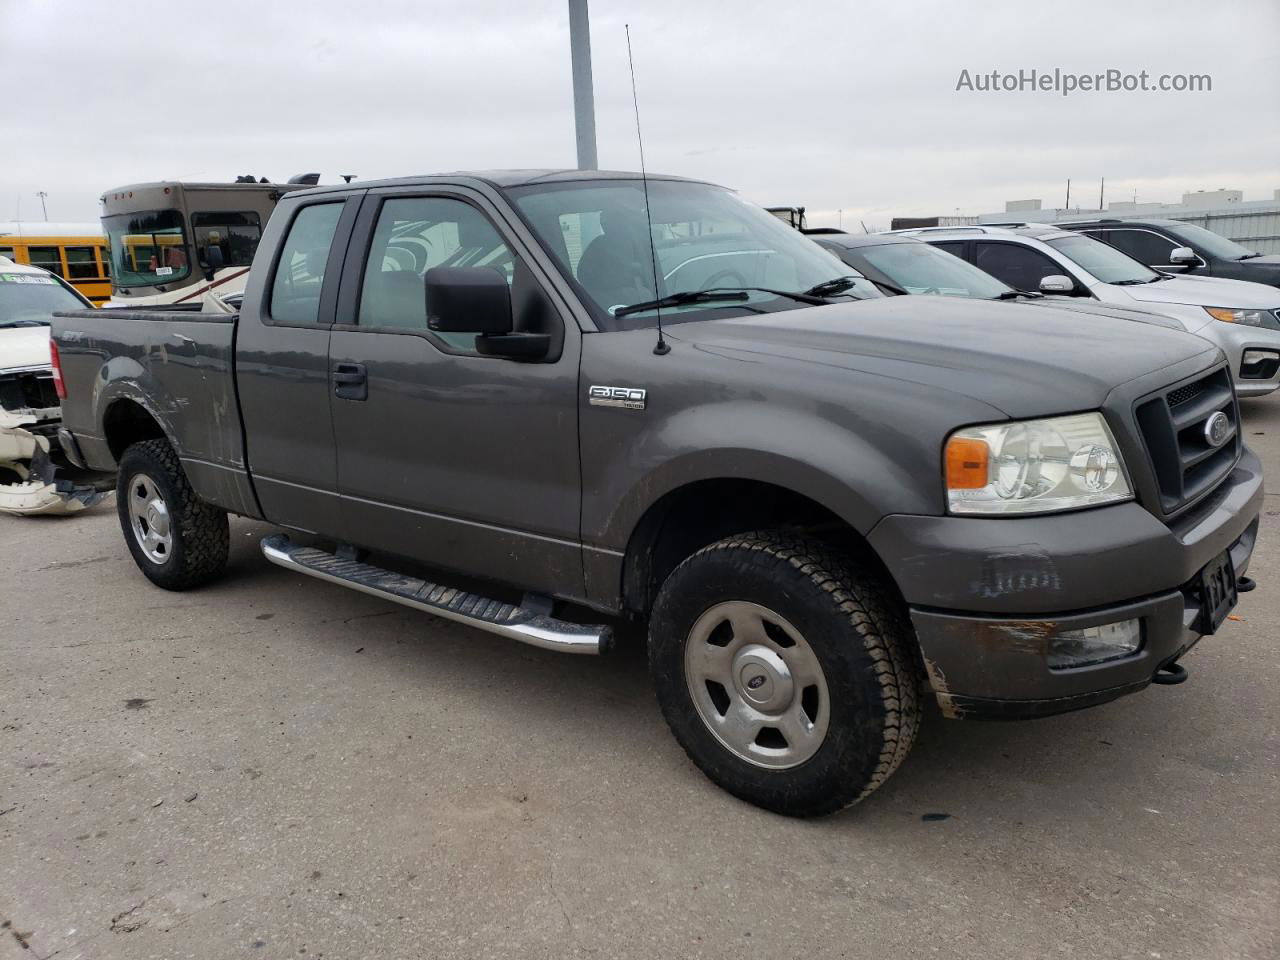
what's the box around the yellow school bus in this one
[0,222,110,305]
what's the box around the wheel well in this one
[104,400,166,461]
[620,479,884,617]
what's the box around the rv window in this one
[192,211,263,268]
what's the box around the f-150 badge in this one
[588,385,647,410]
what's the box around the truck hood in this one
[0,325,52,374]
[666,296,1218,418]
[1121,273,1280,309]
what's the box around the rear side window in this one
[358,196,513,348]
[974,241,1065,292]
[270,204,344,325]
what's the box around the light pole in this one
[36,191,48,221]
[568,0,598,170]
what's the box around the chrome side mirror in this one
[1039,275,1075,294]
[1169,246,1199,265]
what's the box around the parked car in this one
[53,170,1261,816]
[1055,218,1280,289]
[895,224,1280,397]
[0,257,112,515]
[811,231,1185,330]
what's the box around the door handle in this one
[332,362,368,401]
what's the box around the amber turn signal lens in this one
[945,436,989,490]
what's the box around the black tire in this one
[649,531,921,817]
[116,438,229,591]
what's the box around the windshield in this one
[1166,222,1257,260]
[508,179,878,329]
[1045,234,1159,284]
[103,209,190,287]
[0,271,86,326]
[854,240,1013,298]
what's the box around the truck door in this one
[327,187,584,599]
[235,195,361,533]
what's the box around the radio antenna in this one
[625,24,669,356]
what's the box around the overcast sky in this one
[2,0,1277,229]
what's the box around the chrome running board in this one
[260,535,610,655]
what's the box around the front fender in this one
[586,401,933,552]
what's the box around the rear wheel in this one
[649,531,921,816]
[116,439,229,590]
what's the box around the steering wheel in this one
[700,269,747,291]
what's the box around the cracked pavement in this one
[2,402,1279,959]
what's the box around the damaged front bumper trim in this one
[912,520,1256,720]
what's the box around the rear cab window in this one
[269,204,345,325]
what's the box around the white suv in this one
[0,256,109,514]
[895,224,1280,398]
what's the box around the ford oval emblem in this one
[1203,411,1231,449]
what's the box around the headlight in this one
[1205,306,1265,326]
[945,412,1132,515]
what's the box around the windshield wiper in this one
[1237,252,1261,260]
[613,290,749,318]
[801,276,862,298]
[712,285,830,305]
[0,319,50,328]
[1112,278,1152,285]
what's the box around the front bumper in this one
[870,448,1263,718]
[1197,321,1280,397]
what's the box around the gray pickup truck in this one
[53,170,1262,816]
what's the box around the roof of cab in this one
[287,168,715,197]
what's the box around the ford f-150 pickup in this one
[52,170,1263,816]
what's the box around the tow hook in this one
[1237,576,1256,593]
[1152,662,1189,685]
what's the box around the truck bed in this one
[51,308,257,516]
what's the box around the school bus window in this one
[65,246,100,279]
[28,246,64,277]
[192,211,262,268]
[0,247,15,261]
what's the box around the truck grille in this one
[1134,367,1239,516]
[0,368,59,416]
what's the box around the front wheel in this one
[649,531,921,816]
[116,438,229,591]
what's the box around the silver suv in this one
[894,224,1280,398]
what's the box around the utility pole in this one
[568,0,598,170]
[1065,179,1071,210]
[838,209,843,229]
[36,191,48,221]
[1099,177,1105,211]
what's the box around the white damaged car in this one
[0,257,112,515]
